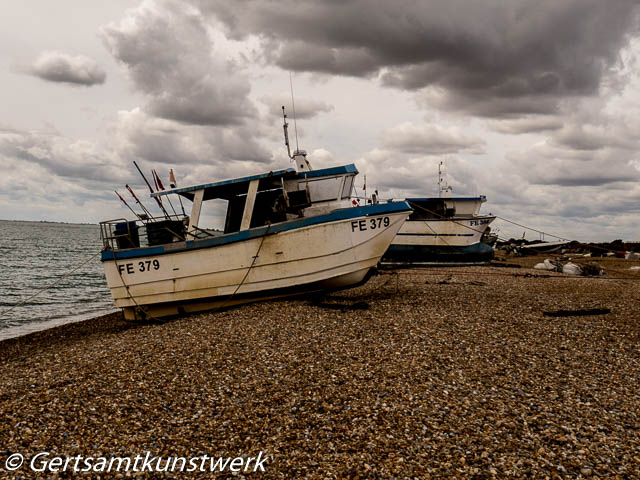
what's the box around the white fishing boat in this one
[381,196,495,264]
[513,240,571,255]
[381,163,495,264]
[100,116,411,320]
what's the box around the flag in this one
[169,169,177,188]
[126,184,141,204]
[153,169,165,190]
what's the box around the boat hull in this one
[102,206,409,319]
[382,242,495,264]
[382,215,495,264]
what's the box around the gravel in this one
[1,257,639,479]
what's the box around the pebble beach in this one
[1,256,639,479]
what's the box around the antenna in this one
[281,75,312,172]
[282,106,293,159]
[289,72,300,152]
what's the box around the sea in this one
[0,220,116,341]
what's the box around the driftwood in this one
[543,308,611,317]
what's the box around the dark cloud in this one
[202,0,640,117]
[114,109,271,169]
[101,0,256,126]
[100,0,273,183]
[28,51,106,86]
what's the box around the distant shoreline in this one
[0,219,97,225]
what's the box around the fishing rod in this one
[133,160,169,218]
[126,184,153,219]
[153,169,178,217]
[170,168,186,216]
[114,190,144,221]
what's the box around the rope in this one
[113,256,162,323]
[407,202,630,258]
[110,221,272,322]
[494,215,572,242]
[494,216,634,256]
[215,222,271,311]
[0,251,101,319]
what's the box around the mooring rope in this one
[214,222,272,312]
[493,215,572,242]
[406,202,632,258]
[109,221,272,322]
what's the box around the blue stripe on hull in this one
[102,201,411,261]
[395,232,475,237]
[382,242,494,263]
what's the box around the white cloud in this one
[28,50,106,86]
[260,94,334,120]
[381,122,485,155]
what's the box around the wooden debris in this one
[543,308,611,317]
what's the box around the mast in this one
[282,105,312,172]
[438,160,452,197]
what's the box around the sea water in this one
[0,220,116,340]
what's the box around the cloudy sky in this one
[2,0,640,241]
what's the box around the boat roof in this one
[296,164,358,178]
[152,164,359,201]
[152,168,296,201]
[406,196,486,202]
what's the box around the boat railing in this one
[100,215,189,251]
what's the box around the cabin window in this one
[249,189,287,228]
[301,176,343,202]
[224,188,287,233]
[224,196,245,233]
[407,200,455,220]
[182,197,227,239]
[341,175,354,199]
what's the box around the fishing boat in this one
[510,240,571,255]
[381,162,495,265]
[100,115,411,320]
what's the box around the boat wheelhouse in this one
[100,160,411,320]
[382,196,496,264]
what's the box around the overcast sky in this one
[1,0,640,241]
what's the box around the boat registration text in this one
[351,216,391,232]
[118,259,161,275]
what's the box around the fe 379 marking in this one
[118,259,160,275]
[351,216,390,232]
